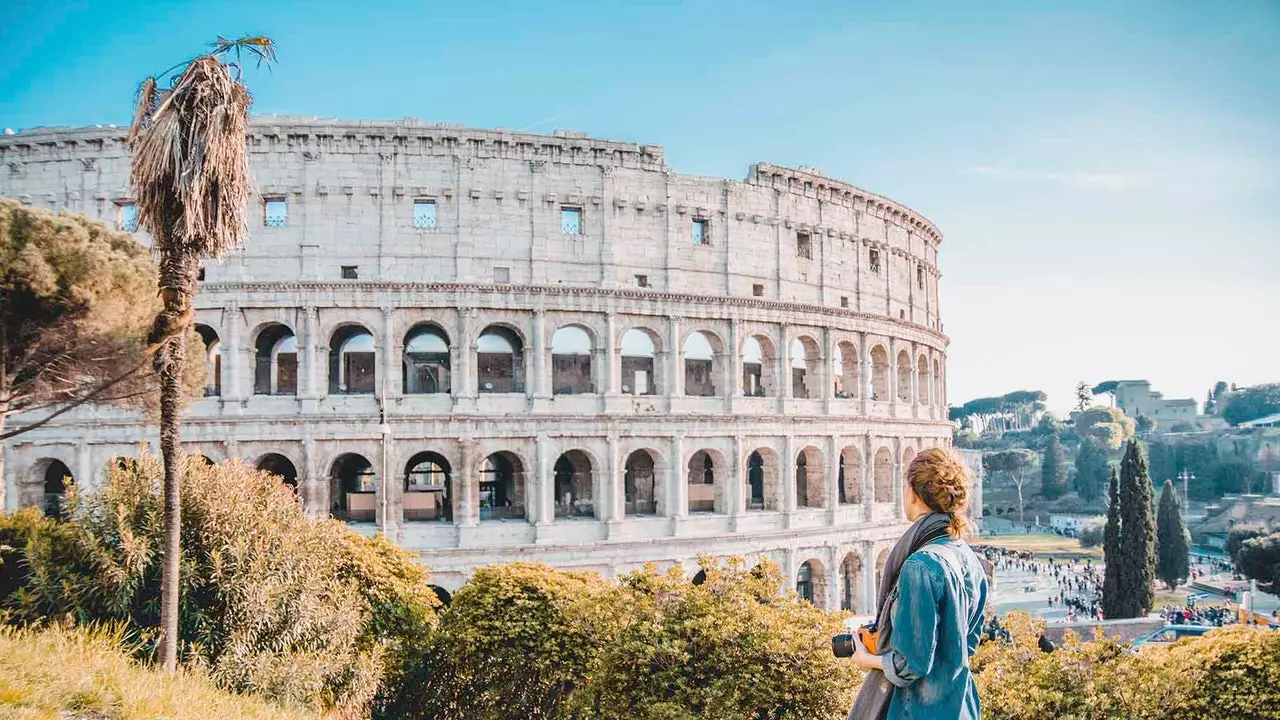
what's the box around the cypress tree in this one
[1156,479,1190,591]
[1041,434,1068,500]
[1117,441,1157,617]
[1101,466,1122,619]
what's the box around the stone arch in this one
[741,334,777,397]
[477,325,526,394]
[403,323,451,394]
[745,447,782,511]
[329,324,376,395]
[870,345,890,401]
[479,450,527,520]
[896,349,912,402]
[917,353,930,405]
[691,569,707,586]
[834,341,859,399]
[796,558,828,606]
[875,547,890,580]
[623,449,658,516]
[839,552,863,612]
[873,447,894,503]
[620,327,660,396]
[933,358,943,407]
[429,585,452,607]
[839,446,862,505]
[795,445,827,509]
[329,453,376,521]
[193,324,222,397]
[686,448,725,514]
[405,451,452,522]
[553,449,596,519]
[253,322,298,396]
[790,336,821,399]
[256,452,299,487]
[34,458,73,518]
[682,329,722,397]
[551,324,595,395]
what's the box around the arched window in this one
[405,451,451,522]
[330,453,375,521]
[917,354,930,405]
[742,335,776,397]
[257,453,298,487]
[795,446,826,509]
[870,346,889,401]
[933,359,943,407]
[791,337,820,399]
[403,325,451,394]
[834,342,859,399]
[330,326,376,394]
[553,450,595,518]
[41,460,73,518]
[620,329,657,396]
[839,447,862,505]
[683,331,718,397]
[624,450,657,515]
[874,448,894,503]
[686,450,718,513]
[254,324,297,396]
[194,325,221,397]
[840,553,862,611]
[896,349,912,402]
[551,326,594,395]
[477,326,525,394]
[746,450,780,511]
[798,559,828,607]
[480,452,525,520]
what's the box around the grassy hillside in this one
[0,625,319,720]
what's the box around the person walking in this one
[846,448,989,720]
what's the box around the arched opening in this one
[902,447,917,493]
[686,449,718,513]
[873,448,894,503]
[405,451,451,522]
[620,329,658,396]
[194,324,222,397]
[875,548,890,593]
[834,341,859,399]
[477,326,525,394]
[933,359,943,407]
[741,335,776,397]
[623,450,657,516]
[330,453,376,521]
[551,326,595,395]
[479,451,526,520]
[192,453,215,467]
[839,447,862,505]
[41,460,72,518]
[746,449,781,511]
[917,354,930,405]
[403,324,451,394]
[553,450,595,518]
[796,559,827,606]
[691,569,707,586]
[896,349,912,402]
[329,325,376,395]
[870,346,889,401]
[253,323,298,396]
[795,446,826,509]
[429,585,452,607]
[840,553,863,611]
[790,337,820,399]
[257,453,298,488]
[683,331,718,397]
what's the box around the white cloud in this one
[960,165,1154,191]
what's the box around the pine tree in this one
[1101,467,1122,619]
[1156,479,1190,591]
[1117,441,1157,618]
[1041,434,1068,500]
[1074,440,1106,502]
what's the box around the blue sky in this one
[3,0,1277,413]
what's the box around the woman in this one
[847,448,989,720]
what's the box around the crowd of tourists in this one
[1159,604,1232,626]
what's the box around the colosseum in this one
[0,117,957,612]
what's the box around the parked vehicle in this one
[1130,624,1214,651]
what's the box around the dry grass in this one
[981,533,1105,560]
[0,625,319,720]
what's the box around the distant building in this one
[1112,380,1199,429]
[1190,495,1280,549]
[958,449,984,531]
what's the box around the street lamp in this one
[1178,469,1194,509]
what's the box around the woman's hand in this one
[848,632,886,672]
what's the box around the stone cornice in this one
[200,281,950,345]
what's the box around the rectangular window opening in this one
[752,283,764,297]
[634,274,649,288]
[494,266,511,284]
[917,266,925,289]
[797,231,812,259]
[840,296,849,308]
[561,206,583,235]
[264,197,287,227]
[869,249,881,274]
[197,267,206,282]
[692,218,710,245]
[118,203,138,232]
[413,199,438,230]
[341,265,358,280]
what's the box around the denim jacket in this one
[882,536,988,720]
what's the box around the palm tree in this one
[128,35,275,673]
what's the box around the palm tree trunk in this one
[156,252,198,673]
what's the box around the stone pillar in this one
[827,435,841,524]
[604,312,618,395]
[531,309,548,399]
[606,434,624,524]
[909,343,919,418]
[76,440,93,496]
[893,436,904,520]
[223,301,243,401]
[727,319,741,409]
[888,342,899,415]
[376,425,395,532]
[667,315,682,402]
[535,433,553,530]
[669,433,686,519]
[303,434,319,517]
[456,437,477,528]
[779,323,792,407]
[861,435,873,510]
[455,307,476,402]
[827,550,842,612]
[782,550,797,599]
[821,326,833,413]
[862,541,878,612]
[381,307,397,399]
[729,435,745,525]
[860,333,872,413]
[782,434,796,520]
[303,306,319,400]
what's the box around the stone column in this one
[861,435,873,510]
[782,550,797,599]
[76,440,93,496]
[669,433,686,519]
[302,434,319,518]
[862,541,878,612]
[455,437,477,528]
[782,434,796,521]
[778,323,792,407]
[603,312,618,395]
[381,307,397,400]
[531,309,548,399]
[455,307,476,402]
[909,343,919,418]
[302,306,319,400]
[223,301,243,401]
[888,342,899,415]
[729,435,745,525]
[667,315,683,405]
[893,436,904,520]
[827,435,841,524]
[535,433,554,530]
[827,550,842,612]
[727,320,741,410]
[821,327,833,413]
[860,332,872,414]
[376,424,395,532]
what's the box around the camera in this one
[832,625,879,658]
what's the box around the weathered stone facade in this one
[1,118,952,612]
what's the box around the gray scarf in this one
[847,512,952,720]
